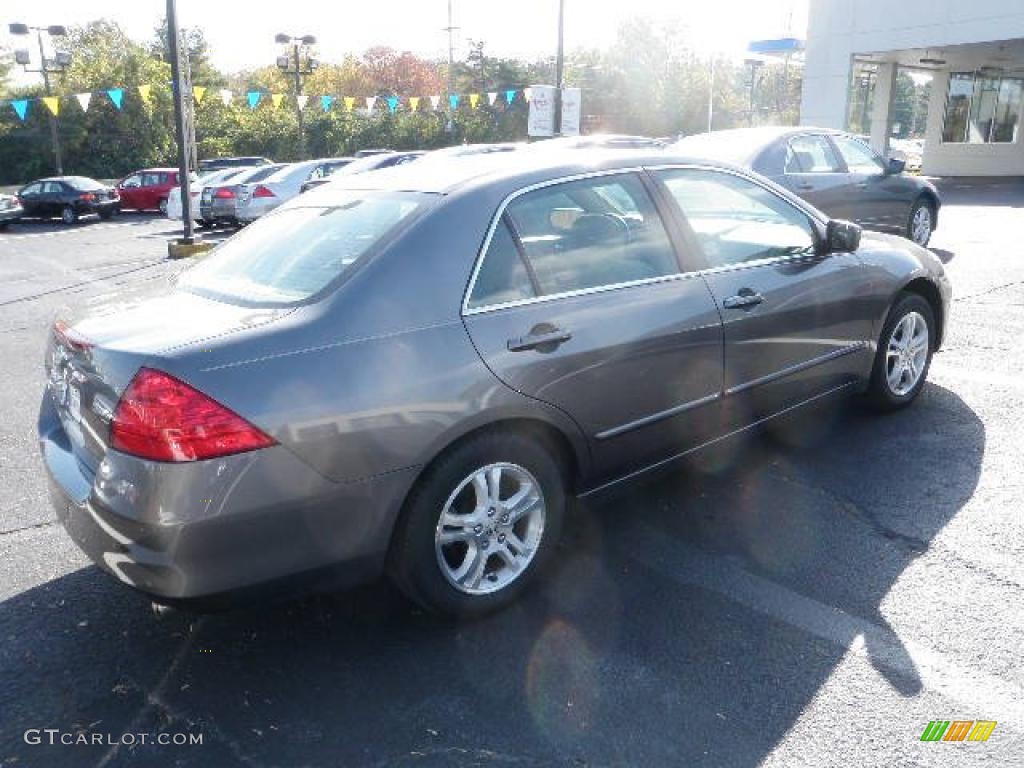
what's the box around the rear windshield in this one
[178,191,429,305]
[64,176,104,191]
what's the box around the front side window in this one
[786,135,842,174]
[500,174,678,297]
[657,169,816,268]
[179,191,428,305]
[943,71,1024,143]
[120,174,142,189]
[832,135,885,174]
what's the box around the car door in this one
[18,182,43,217]
[41,182,66,217]
[653,166,875,422]
[462,171,724,482]
[118,174,142,209]
[139,172,163,210]
[829,134,911,231]
[771,134,852,220]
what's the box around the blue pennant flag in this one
[505,90,516,105]
[386,96,399,114]
[321,95,334,112]
[449,93,460,110]
[11,99,30,121]
[106,88,124,110]
[247,91,262,109]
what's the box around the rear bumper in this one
[78,199,118,215]
[39,395,416,603]
[0,205,22,222]
[235,199,280,222]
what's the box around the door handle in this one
[507,327,572,352]
[722,290,764,310]
[796,183,814,191]
[855,182,868,189]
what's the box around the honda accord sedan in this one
[39,151,951,616]
[672,127,941,246]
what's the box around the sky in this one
[3,0,807,87]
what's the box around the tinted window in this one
[832,136,885,174]
[467,219,536,309]
[64,177,103,191]
[42,182,64,194]
[786,135,842,173]
[502,174,678,296]
[20,183,42,195]
[141,172,162,187]
[120,174,142,188]
[657,169,816,267]
[178,191,427,305]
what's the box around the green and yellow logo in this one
[920,720,997,742]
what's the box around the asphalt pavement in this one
[0,197,1021,767]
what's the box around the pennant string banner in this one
[219,88,233,106]
[76,93,92,112]
[107,88,124,110]
[386,96,399,114]
[12,99,30,121]
[271,93,284,109]
[42,96,60,117]
[323,95,335,112]
[344,96,355,112]
[193,86,206,104]
[247,91,262,109]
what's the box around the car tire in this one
[196,219,212,229]
[158,198,168,215]
[60,206,77,226]
[99,209,114,221]
[0,221,8,232]
[389,430,567,617]
[866,292,935,411]
[907,197,935,247]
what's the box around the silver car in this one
[40,150,951,615]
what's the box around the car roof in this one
[671,126,847,164]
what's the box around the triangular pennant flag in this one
[409,96,420,112]
[365,96,377,111]
[343,96,355,112]
[193,86,206,104]
[449,93,460,110]
[469,93,480,109]
[386,96,399,114]
[505,89,516,105]
[75,92,92,112]
[487,92,498,106]
[11,99,30,121]
[271,93,284,109]
[219,88,233,106]
[42,96,60,117]
[247,91,262,109]
[523,87,533,102]
[296,94,308,110]
[323,95,335,112]
[137,84,153,104]
[106,88,124,110]
[429,95,441,110]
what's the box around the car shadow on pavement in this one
[0,384,984,767]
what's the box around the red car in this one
[115,168,183,214]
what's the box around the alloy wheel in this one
[912,206,932,245]
[61,207,75,225]
[886,311,929,396]
[434,462,546,595]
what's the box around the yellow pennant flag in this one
[42,96,60,116]
[409,96,420,112]
[193,86,206,104]
[344,96,356,112]
[271,93,284,109]
[469,93,480,109]
[138,84,153,103]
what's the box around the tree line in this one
[0,18,804,185]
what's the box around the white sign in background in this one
[560,88,582,136]
[527,85,557,137]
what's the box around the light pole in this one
[443,0,458,135]
[166,0,197,246]
[275,33,318,159]
[554,0,565,135]
[9,22,71,175]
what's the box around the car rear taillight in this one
[213,187,236,199]
[110,368,276,462]
[252,185,276,198]
[79,193,96,202]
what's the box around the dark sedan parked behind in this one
[672,127,941,246]
[40,151,950,616]
[18,176,119,225]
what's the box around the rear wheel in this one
[60,205,77,226]
[0,221,8,231]
[867,292,935,410]
[389,431,566,617]
[158,198,168,215]
[907,198,934,246]
[99,208,114,221]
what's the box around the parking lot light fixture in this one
[275,33,319,159]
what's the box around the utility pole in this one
[275,34,317,159]
[9,23,70,175]
[707,55,715,133]
[554,0,565,135]
[167,0,196,245]
[444,0,458,135]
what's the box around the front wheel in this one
[60,205,77,226]
[867,292,935,410]
[907,198,934,247]
[389,431,566,617]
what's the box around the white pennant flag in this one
[429,95,441,111]
[75,92,92,112]
[296,94,309,110]
[365,96,377,112]
[487,92,498,106]
[219,88,233,106]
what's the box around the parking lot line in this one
[0,221,162,243]
[621,521,1024,723]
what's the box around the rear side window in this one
[786,135,842,173]
[467,219,536,309]
[179,191,428,305]
[471,173,678,303]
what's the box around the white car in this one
[165,167,254,221]
[234,160,325,223]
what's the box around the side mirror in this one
[886,156,906,175]
[825,219,861,253]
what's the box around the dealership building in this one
[800,0,1024,175]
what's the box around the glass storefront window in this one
[943,71,1024,144]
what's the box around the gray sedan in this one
[39,150,951,616]
[672,127,941,246]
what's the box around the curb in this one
[167,240,214,259]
